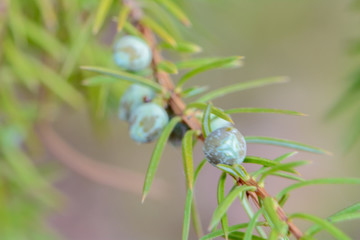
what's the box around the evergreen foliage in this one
[0,0,359,239]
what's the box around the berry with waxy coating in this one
[203,126,246,166]
[129,103,169,143]
[118,84,155,121]
[113,35,152,71]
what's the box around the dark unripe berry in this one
[113,35,152,71]
[118,84,155,121]
[203,126,246,166]
[129,103,169,143]
[169,121,189,146]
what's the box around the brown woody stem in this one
[124,0,303,238]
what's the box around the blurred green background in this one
[2,0,360,239]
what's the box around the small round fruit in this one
[210,114,233,132]
[113,35,152,71]
[203,126,246,166]
[129,103,169,143]
[118,84,155,121]
[169,121,189,147]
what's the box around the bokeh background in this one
[17,0,359,239]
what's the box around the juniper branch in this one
[123,0,304,238]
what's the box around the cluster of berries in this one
[114,35,247,166]
[119,83,169,143]
[114,36,169,143]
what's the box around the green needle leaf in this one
[277,178,360,200]
[216,164,249,180]
[182,188,193,240]
[199,222,266,240]
[243,156,278,167]
[186,102,233,123]
[176,57,242,69]
[117,5,131,32]
[158,60,179,74]
[224,108,306,116]
[142,0,182,39]
[263,197,288,240]
[331,202,360,218]
[244,208,264,240]
[182,86,209,98]
[142,117,181,203]
[3,40,38,91]
[7,0,27,46]
[290,213,351,240]
[245,136,331,155]
[209,185,256,230]
[23,19,67,60]
[306,210,360,237]
[177,56,243,87]
[270,172,304,182]
[83,75,119,86]
[240,192,268,238]
[191,160,207,238]
[123,21,145,39]
[156,0,191,26]
[141,16,177,46]
[94,85,110,118]
[267,160,308,174]
[0,73,28,128]
[251,152,300,181]
[34,0,57,29]
[194,159,207,181]
[263,197,286,233]
[278,194,290,207]
[81,66,163,92]
[257,160,310,181]
[31,59,84,108]
[61,18,93,78]
[329,212,360,222]
[191,197,204,238]
[268,229,280,240]
[228,231,267,240]
[161,41,202,53]
[218,173,229,240]
[274,152,298,162]
[93,0,113,34]
[202,103,212,138]
[215,165,238,177]
[182,130,196,190]
[197,76,288,103]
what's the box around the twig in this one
[37,122,168,200]
[124,0,304,238]
[238,178,303,239]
